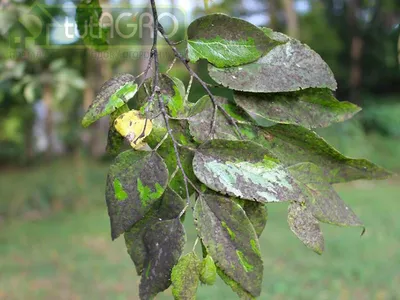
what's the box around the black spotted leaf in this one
[288,201,324,254]
[254,124,391,183]
[188,96,249,142]
[171,252,201,300]
[187,14,275,67]
[234,89,361,129]
[106,150,168,240]
[82,74,137,127]
[193,140,303,203]
[194,192,263,297]
[76,0,109,51]
[208,33,337,92]
[140,219,186,300]
[243,201,268,237]
[124,187,185,275]
[288,163,363,227]
[200,255,217,285]
[106,104,130,155]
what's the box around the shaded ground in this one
[1,178,399,300]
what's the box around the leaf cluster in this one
[81,12,391,300]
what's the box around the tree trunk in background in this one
[268,0,279,30]
[397,33,400,66]
[282,0,299,38]
[347,0,363,105]
[43,82,53,158]
[82,48,97,155]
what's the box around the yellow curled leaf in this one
[114,110,153,150]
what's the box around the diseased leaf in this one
[140,219,186,300]
[113,110,153,150]
[243,201,268,237]
[254,124,392,183]
[135,74,186,118]
[217,267,256,300]
[106,150,168,240]
[200,255,217,285]
[261,27,291,43]
[187,14,275,67]
[188,96,250,142]
[76,0,109,51]
[288,201,324,254]
[124,187,185,275]
[193,140,303,203]
[171,252,201,300]
[208,33,337,93]
[146,117,200,198]
[288,163,363,227]
[82,74,137,127]
[194,192,263,297]
[106,104,130,155]
[234,89,361,129]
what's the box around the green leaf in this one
[187,14,275,67]
[106,150,168,240]
[217,267,256,300]
[106,104,130,155]
[234,89,361,128]
[200,255,217,285]
[82,74,137,127]
[171,252,201,300]
[135,74,186,118]
[194,192,263,297]
[243,201,268,237]
[254,124,392,183]
[76,0,109,51]
[188,96,250,142]
[208,33,337,92]
[193,140,303,203]
[287,201,324,254]
[124,187,186,275]
[288,163,363,227]
[171,76,186,102]
[140,219,186,300]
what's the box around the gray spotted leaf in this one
[288,163,363,228]
[139,219,186,300]
[288,201,324,254]
[106,150,168,240]
[194,192,263,297]
[234,89,361,129]
[243,201,268,237]
[193,140,303,203]
[254,124,392,183]
[209,34,337,93]
[124,187,185,275]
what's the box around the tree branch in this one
[157,24,244,140]
[149,0,193,213]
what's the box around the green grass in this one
[1,178,399,300]
[0,157,108,219]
